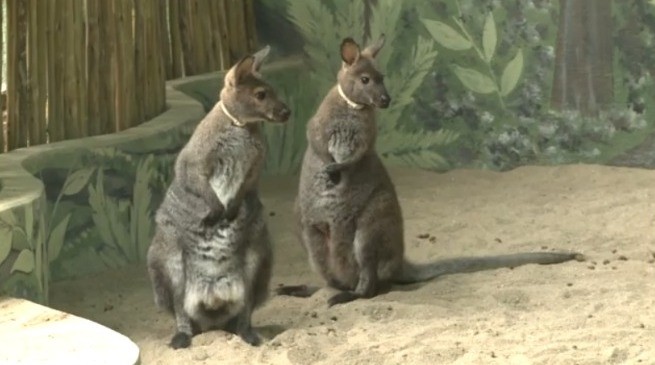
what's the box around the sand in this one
[49,164,655,365]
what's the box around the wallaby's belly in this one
[298,148,402,287]
[155,182,210,234]
[299,149,386,217]
[183,190,268,329]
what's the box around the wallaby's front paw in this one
[202,208,223,227]
[237,327,262,346]
[325,163,343,187]
[325,163,342,174]
[169,332,192,349]
[327,171,341,187]
[224,202,240,221]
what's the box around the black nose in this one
[379,94,391,108]
[279,107,291,121]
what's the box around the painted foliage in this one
[256,0,655,171]
[3,0,655,305]
[0,119,196,304]
[0,199,48,304]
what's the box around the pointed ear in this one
[251,45,271,74]
[225,55,255,86]
[361,33,386,59]
[340,37,360,66]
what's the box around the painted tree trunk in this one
[551,0,613,116]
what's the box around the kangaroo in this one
[275,35,582,307]
[147,45,291,349]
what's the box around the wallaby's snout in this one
[254,88,290,124]
[378,93,391,109]
[337,34,391,110]
[276,105,291,122]
[220,45,292,124]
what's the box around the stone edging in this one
[0,80,207,215]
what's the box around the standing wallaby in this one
[276,35,582,307]
[147,45,291,349]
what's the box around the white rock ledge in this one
[0,297,140,365]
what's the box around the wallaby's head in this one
[220,45,291,124]
[337,34,391,109]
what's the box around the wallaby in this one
[147,45,291,349]
[276,35,582,307]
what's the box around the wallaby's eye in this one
[255,90,266,100]
[360,76,370,84]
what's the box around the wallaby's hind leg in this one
[233,299,262,346]
[147,230,174,312]
[169,250,194,349]
[276,223,330,298]
[147,228,197,349]
[327,190,402,307]
[170,293,194,349]
[327,228,380,306]
[147,228,195,348]
[220,303,260,346]
[250,222,273,309]
[148,265,173,312]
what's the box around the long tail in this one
[394,251,584,285]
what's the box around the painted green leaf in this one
[382,149,449,170]
[500,49,524,96]
[62,168,96,196]
[482,12,497,62]
[24,206,33,241]
[453,65,496,94]
[0,226,13,265]
[11,229,30,250]
[11,249,35,274]
[133,156,155,260]
[47,213,71,263]
[421,19,472,51]
[0,210,17,226]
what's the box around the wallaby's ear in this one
[225,55,255,86]
[361,33,386,59]
[340,37,360,66]
[251,45,271,75]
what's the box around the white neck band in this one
[218,101,245,127]
[337,84,365,110]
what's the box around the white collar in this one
[218,101,245,127]
[337,84,365,110]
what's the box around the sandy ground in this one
[50,164,655,365]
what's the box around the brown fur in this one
[276,35,582,307]
[146,45,290,349]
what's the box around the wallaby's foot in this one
[275,284,320,298]
[327,291,361,307]
[327,278,352,291]
[169,332,192,349]
[236,326,262,346]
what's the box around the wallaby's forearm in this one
[178,159,225,218]
[222,175,249,219]
[326,132,370,171]
[186,177,225,217]
[207,161,255,221]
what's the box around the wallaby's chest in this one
[208,128,264,204]
[328,112,375,137]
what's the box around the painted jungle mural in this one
[255,0,655,171]
[4,0,655,305]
